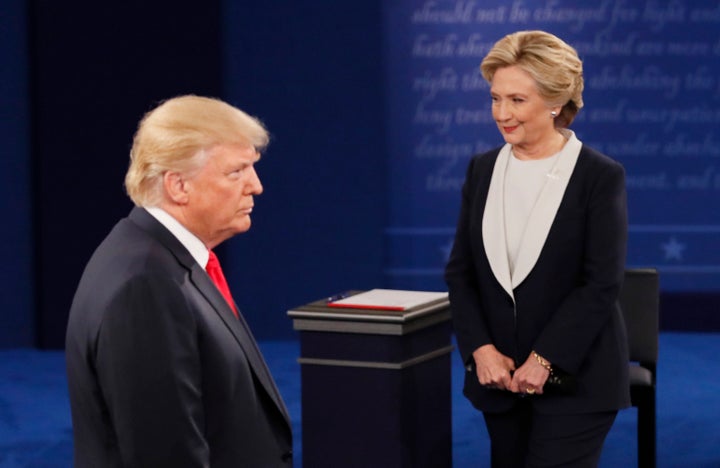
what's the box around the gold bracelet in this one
[532,351,553,374]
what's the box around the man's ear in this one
[163,171,189,204]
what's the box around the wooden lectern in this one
[287,290,453,468]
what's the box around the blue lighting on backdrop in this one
[383,0,720,293]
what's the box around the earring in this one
[551,111,558,118]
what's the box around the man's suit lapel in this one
[189,265,291,426]
[128,207,291,426]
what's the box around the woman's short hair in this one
[480,30,584,128]
[125,95,269,207]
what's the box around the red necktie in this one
[206,250,238,318]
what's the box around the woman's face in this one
[490,65,559,154]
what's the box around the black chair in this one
[618,268,659,468]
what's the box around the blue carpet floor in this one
[1,332,719,467]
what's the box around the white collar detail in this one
[482,130,582,300]
[145,206,209,268]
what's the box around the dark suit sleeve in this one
[445,156,493,364]
[534,159,628,373]
[96,273,209,467]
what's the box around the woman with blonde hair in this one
[445,31,629,467]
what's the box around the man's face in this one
[181,143,263,248]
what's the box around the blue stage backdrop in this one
[382,0,720,294]
[220,1,387,339]
[0,0,33,347]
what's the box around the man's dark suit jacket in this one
[445,134,631,415]
[66,207,292,467]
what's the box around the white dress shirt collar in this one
[145,206,209,268]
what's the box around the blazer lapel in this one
[511,131,582,287]
[190,265,292,426]
[129,208,291,426]
[482,144,514,300]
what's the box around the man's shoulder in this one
[89,214,181,277]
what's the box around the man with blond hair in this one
[66,95,293,467]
